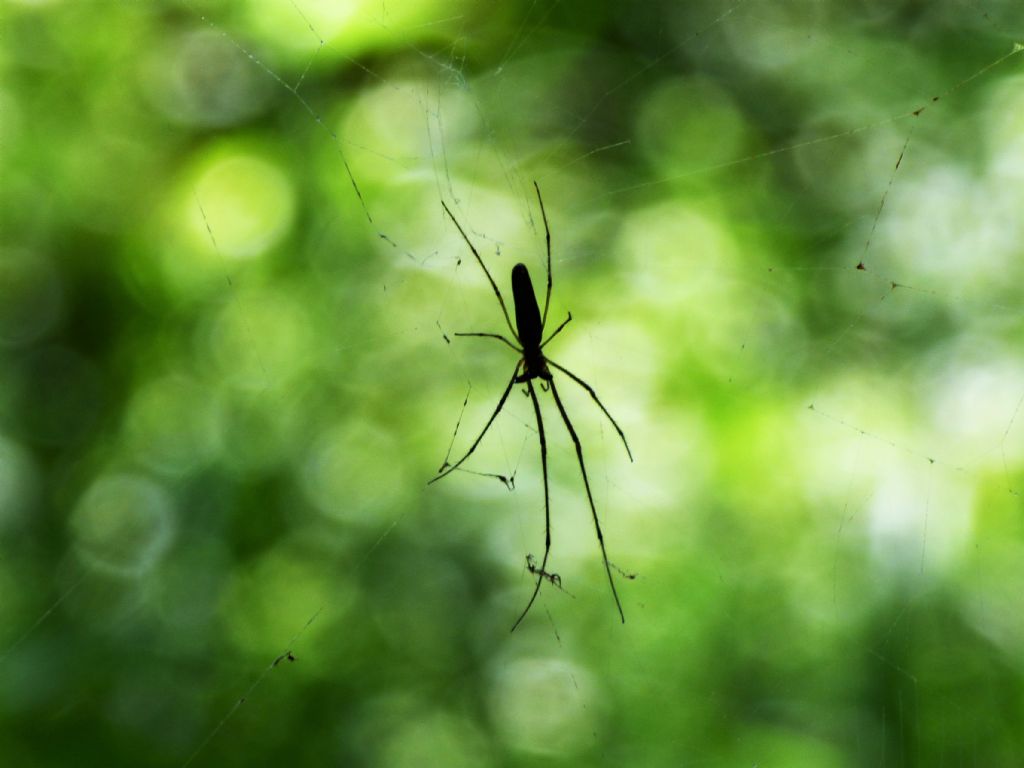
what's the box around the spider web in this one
[3,0,1024,765]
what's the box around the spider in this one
[429,182,633,631]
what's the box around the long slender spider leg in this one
[548,378,625,624]
[533,181,553,329]
[429,362,522,485]
[511,379,550,632]
[441,201,519,341]
[452,332,522,354]
[546,359,633,461]
[540,312,572,349]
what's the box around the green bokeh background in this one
[3,1,1024,765]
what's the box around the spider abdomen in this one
[511,263,543,351]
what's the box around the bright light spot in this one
[380,711,490,768]
[0,435,36,531]
[961,545,1024,656]
[221,546,352,656]
[721,1,829,74]
[868,470,973,577]
[985,75,1024,266]
[987,74,1024,159]
[634,77,746,178]
[930,357,1024,463]
[142,29,270,128]
[884,165,1015,284]
[211,388,299,474]
[204,288,313,388]
[123,375,218,476]
[241,0,443,59]
[620,202,738,310]
[301,420,411,524]
[187,152,295,259]
[70,474,175,576]
[802,378,905,498]
[343,79,477,185]
[0,248,62,347]
[243,0,359,57]
[0,89,21,147]
[489,658,599,756]
[618,200,789,379]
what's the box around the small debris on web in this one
[609,562,638,580]
[527,554,562,588]
[272,650,297,668]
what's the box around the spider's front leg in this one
[428,362,522,485]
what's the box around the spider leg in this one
[540,312,572,349]
[548,377,625,624]
[533,181,553,329]
[442,201,519,341]
[429,362,522,485]
[547,359,633,461]
[452,332,521,354]
[511,378,550,632]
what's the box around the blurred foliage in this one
[2,0,1024,766]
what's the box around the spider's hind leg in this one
[511,378,551,632]
[547,377,625,624]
